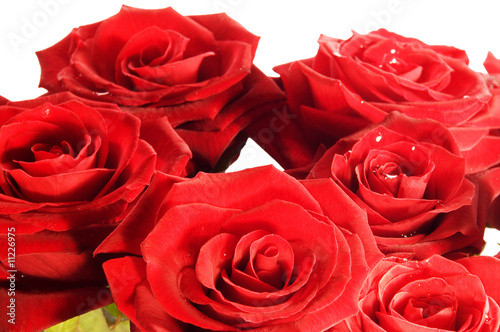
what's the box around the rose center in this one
[243,236,294,289]
[139,44,165,66]
[390,278,458,330]
[254,245,280,271]
[359,142,433,200]
[374,162,402,180]
[410,296,450,318]
[32,141,76,160]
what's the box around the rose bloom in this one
[471,52,500,231]
[308,112,485,259]
[97,166,383,331]
[36,5,286,172]
[254,29,499,171]
[0,92,191,331]
[331,255,500,332]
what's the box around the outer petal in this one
[457,256,500,306]
[103,256,149,330]
[300,178,383,269]
[139,118,192,176]
[95,171,188,256]
[36,22,102,92]
[189,12,260,59]
[161,165,322,213]
[0,225,114,283]
[0,285,112,332]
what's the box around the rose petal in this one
[7,167,114,203]
[0,285,112,332]
[134,280,185,332]
[114,27,191,87]
[139,117,191,176]
[95,172,188,256]
[457,256,500,306]
[162,165,322,213]
[91,6,217,81]
[103,256,148,329]
[196,232,239,290]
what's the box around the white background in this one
[0,0,499,255]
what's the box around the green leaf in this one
[44,307,130,332]
[110,320,130,332]
[104,303,120,317]
[44,316,79,332]
[74,309,110,332]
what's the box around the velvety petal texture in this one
[100,166,383,331]
[470,167,500,231]
[0,94,162,227]
[36,5,285,172]
[331,255,500,332]
[254,29,497,172]
[308,112,484,259]
[468,52,500,231]
[0,92,191,331]
[0,283,113,332]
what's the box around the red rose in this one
[0,92,190,331]
[36,5,286,171]
[444,51,500,175]
[98,166,383,331]
[308,112,484,259]
[255,29,495,171]
[471,52,500,230]
[331,255,500,332]
[470,166,500,231]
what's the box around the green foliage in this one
[44,305,129,332]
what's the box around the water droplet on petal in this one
[375,133,383,143]
[390,49,396,54]
[463,95,470,99]
[411,146,416,151]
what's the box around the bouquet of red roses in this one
[1,5,499,332]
